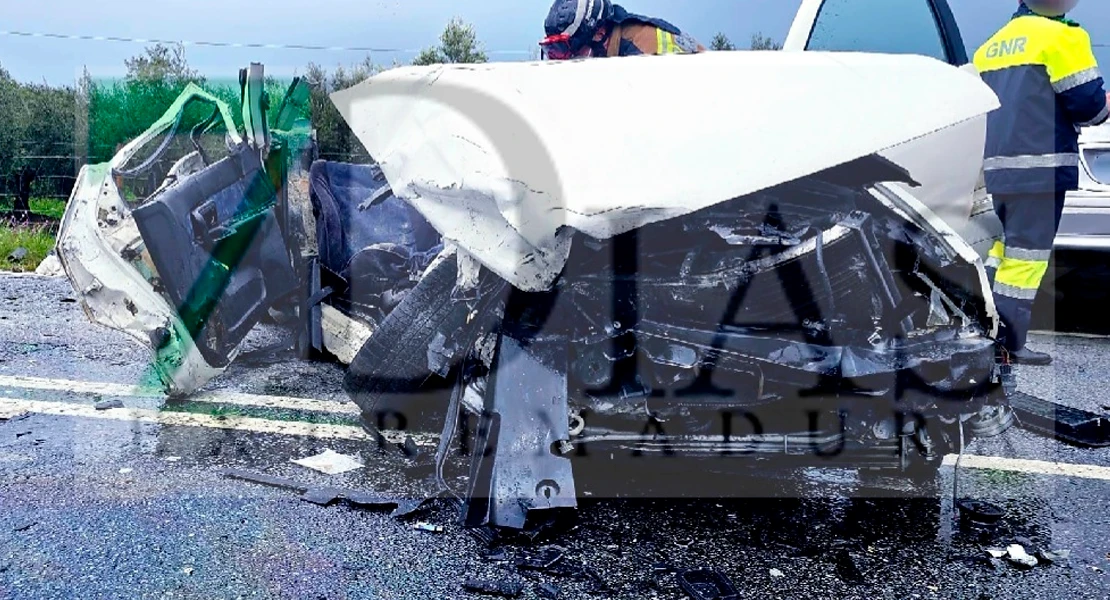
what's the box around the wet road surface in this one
[2,272,1110,599]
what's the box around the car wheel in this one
[343,255,506,433]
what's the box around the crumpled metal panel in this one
[463,333,577,530]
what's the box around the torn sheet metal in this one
[55,85,247,397]
[868,183,999,338]
[331,51,999,291]
[55,164,223,397]
[463,333,577,530]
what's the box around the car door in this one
[126,66,311,374]
[783,0,1002,260]
[785,0,967,65]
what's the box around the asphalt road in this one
[2,270,1110,600]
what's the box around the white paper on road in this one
[331,50,1000,291]
[291,449,365,475]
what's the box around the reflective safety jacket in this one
[603,7,705,57]
[973,7,1109,194]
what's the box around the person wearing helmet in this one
[539,0,705,60]
[974,0,1110,366]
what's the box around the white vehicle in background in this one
[1062,124,1110,249]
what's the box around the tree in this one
[0,63,77,211]
[750,32,782,51]
[710,33,736,51]
[413,17,488,65]
[84,43,210,165]
[304,56,380,163]
[123,43,200,85]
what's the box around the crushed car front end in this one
[331,51,1013,529]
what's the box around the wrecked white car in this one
[329,49,1014,528]
[56,49,1016,532]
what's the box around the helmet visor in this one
[539,33,592,60]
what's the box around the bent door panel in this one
[131,144,298,368]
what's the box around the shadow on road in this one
[1032,249,1110,335]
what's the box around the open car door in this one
[56,64,315,396]
[782,0,1003,258]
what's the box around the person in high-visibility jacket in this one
[974,0,1110,365]
[539,0,705,60]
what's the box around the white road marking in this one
[0,396,436,446]
[2,380,1109,481]
[0,374,360,415]
[1029,330,1110,340]
[0,405,28,420]
[0,396,370,441]
[941,454,1110,481]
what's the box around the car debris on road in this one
[93,398,124,411]
[290,449,364,475]
[461,578,525,598]
[674,567,740,600]
[221,467,426,515]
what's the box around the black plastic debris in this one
[221,468,424,516]
[956,499,1005,531]
[833,549,865,585]
[516,546,567,571]
[536,582,560,599]
[483,548,511,563]
[1010,392,1110,448]
[675,568,739,600]
[531,559,610,595]
[462,578,524,597]
[400,435,421,458]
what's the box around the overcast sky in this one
[2,0,1110,85]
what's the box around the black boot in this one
[1009,347,1053,366]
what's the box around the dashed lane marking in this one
[0,374,360,415]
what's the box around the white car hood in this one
[332,51,1000,292]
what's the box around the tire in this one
[343,255,505,432]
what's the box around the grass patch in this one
[0,223,55,272]
[0,197,67,219]
[29,198,67,220]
